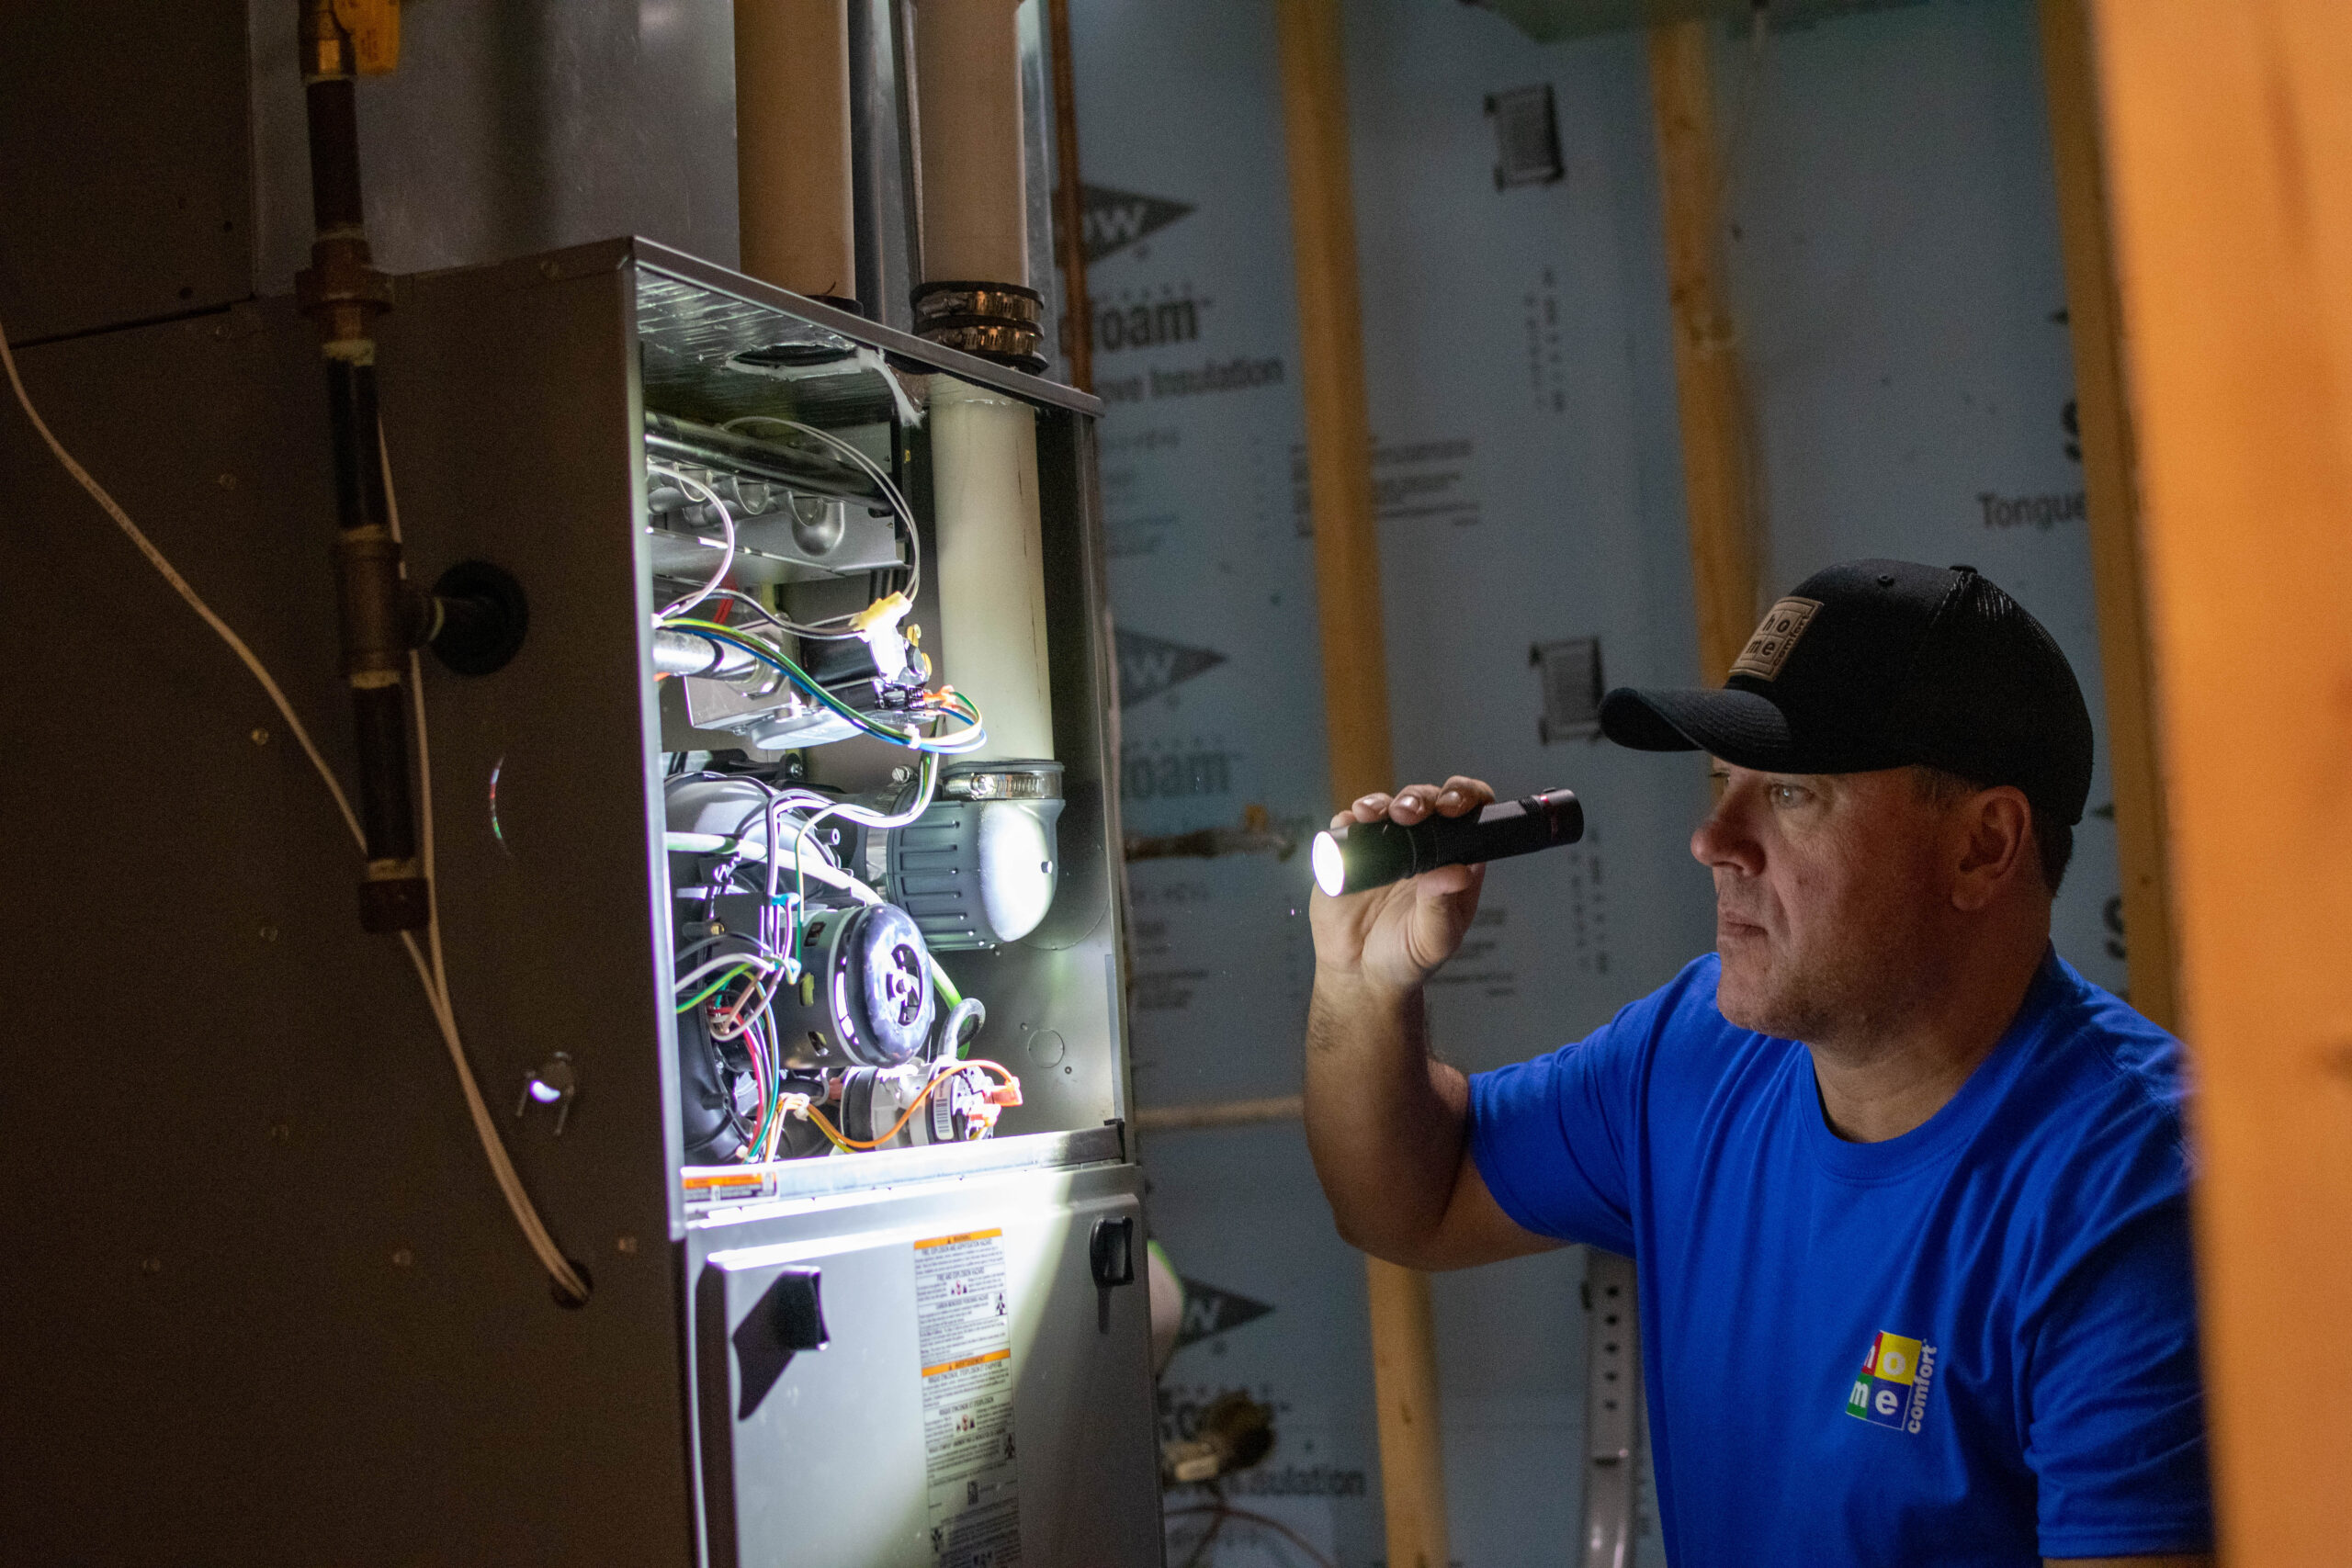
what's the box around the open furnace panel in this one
[0,238,1159,1568]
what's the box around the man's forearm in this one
[1304,970,1473,1265]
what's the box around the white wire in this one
[665,827,962,1002]
[1,317,586,1305]
[647,462,738,621]
[674,952,783,995]
[384,446,590,1305]
[719,414,923,603]
[0,320,363,851]
[666,829,882,904]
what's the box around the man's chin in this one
[1713,953,1783,1035]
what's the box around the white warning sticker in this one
[915,1227,1022,1567]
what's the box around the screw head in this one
[258,924,280,942]
[250,728,269,746]
[391,1248,414,1268]
[616,1235,639,1256]
[139,1258,163,1275]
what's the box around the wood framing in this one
[1274,4,1451,1566]
[1648,17,1758,681]
[2086,1,2352,1559]
[2036,0,2178,1031]
[1046,0,1093,391]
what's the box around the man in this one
[1306,560,2211,1567]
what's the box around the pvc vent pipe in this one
[929,376,1054,762]
[735,0,858,307]
[910,0,1045,367]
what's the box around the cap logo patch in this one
[1731,597,1822,681]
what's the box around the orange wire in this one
[802,1060,1017,1151]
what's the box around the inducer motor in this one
[1311,788,1585,897]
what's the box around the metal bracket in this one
[1579,1247,1641,1568]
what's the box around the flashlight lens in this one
[1312,831,1346,897]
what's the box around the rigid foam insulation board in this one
[1706,0,2131,1000]
[1076,0,2119,1564]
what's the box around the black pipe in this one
[299,0,428,932]
[304,76,364,235]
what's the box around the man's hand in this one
[1308,776,1496,994]
[1302,774,1552,1271]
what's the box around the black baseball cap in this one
[1598,559,2096,826]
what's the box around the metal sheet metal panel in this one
[0,237,1141,1564]
[245,0,745,297]
[689,1162,1163,1568]
[0,296,697,1565]
[0,3,254,342]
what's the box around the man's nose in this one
[1691,794,1764,877]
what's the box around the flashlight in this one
[1311,788,1584,897]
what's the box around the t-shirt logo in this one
[1847,1329,1939,1434]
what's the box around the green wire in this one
[664,619,918,747]
[662,617,987,753]
[675,965,752,1012]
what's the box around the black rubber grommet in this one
[429,559,529,677]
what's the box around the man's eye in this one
[1769,784,1805,807]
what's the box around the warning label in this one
[916,1228,1022,1567]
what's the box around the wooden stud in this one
[2037,0,2179,1031]
[2086,1,2352,1560]
[1274,5,1450,1568]
[1648,18,1759,682]
[1046,0,1093,392]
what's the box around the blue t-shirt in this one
[1468,951,2211,1566]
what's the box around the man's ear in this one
[1951,786,2034,911]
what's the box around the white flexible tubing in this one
[385,443,589,1303]
[0,320,586,1305]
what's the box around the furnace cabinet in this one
[0,239,1160,1568]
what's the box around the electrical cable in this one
[0,319,363,851]
[1160,1505,1338,1568]
[385,436,591,1304]
[662,825,963,1007]
[799,1058,1017,1152]
[647,463,738,620]
[701,584,861,642]
[674,952,782,997]
[4,315,594,1303]
[937,996,987,1060]
[660,617,988,754]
